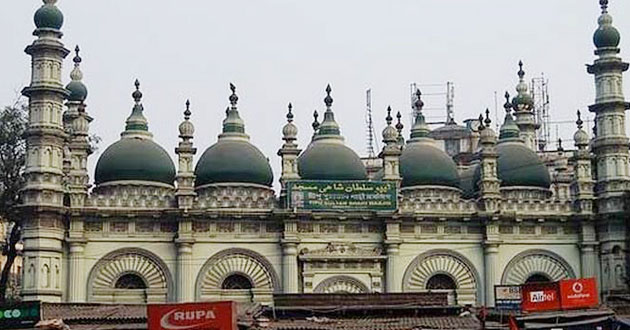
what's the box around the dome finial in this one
[73,45,82,64]
[557,137,564,151]
[184,99,191,120]
[504,91,512,113]
[287,103,294,123]
[386,106,393,125]
[132,79,142,104]
[576,109,583,129]
[382,106,397,143]
[518,60,525,80]
[478,114,485,130]
[484,108,492,126]
[229,83,238,106]
[414,89,424,110]
[600,0,608,13]
[395,111,405,145]
[312,110,320,132]
[324,84,333,107]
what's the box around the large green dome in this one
[494,142,550,188]
[195,140,273,186]
[594,25,620,48]
[400,143,459,188]
[95,138,176,185]
[298,142,367,180]
[34,4,63,30]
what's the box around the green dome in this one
[491,142,550,188]
[594,26,620,48]
[195,140,273,186]
[34,4,63,30]
[400,143,459,188]
[298,142,367,180]
[95,138,175,185]
[66,81,87,102]
[459,166,478,198]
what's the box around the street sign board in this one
[495,285,522,311]
[147,301,236,330]
[287,180,397,211]
[0,301,41,329]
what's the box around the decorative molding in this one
[314,275,369,293]
[195,248,280,299]
[299,242,383,259]
[501,249,576,285]
[195,183,275,209]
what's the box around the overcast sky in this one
[2,0,630,183]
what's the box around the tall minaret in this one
[381,106,402,182]
[175,100,197,210]
[511,61,538,151]
[20,0,70,302]
[278,103,301,188]
[587,0,630,208]
[588,0,630,293]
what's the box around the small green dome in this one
[34,4,63,30]
[195,140,273,186]
[594,26,620,48]
[400,143,459,188]
[95,138,175,185]
[298,142,367,180]
[495,142,550,188]
[66,81,87,102]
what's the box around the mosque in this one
[17,0,630,307]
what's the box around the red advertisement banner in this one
[147,301,237,330]
[521,281,561,312]
[559,278,599,309]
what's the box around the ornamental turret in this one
[477,108,500,213]
[511,61,538,151]
[20,0,70,303]
[176,100,197,210]
[380,106,402,183]
[570,110,595,214]
[278,103,301,187]
[587,0,630,211]
[62,46,93,209]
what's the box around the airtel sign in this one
[521,282,561,312]
[560,278,599,309]
[147,301,236,330]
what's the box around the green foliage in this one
[0,102,27,221]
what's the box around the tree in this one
[0,100,27,303]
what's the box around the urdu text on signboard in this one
[287,181,397,211]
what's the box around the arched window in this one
[525,274,551,284]
[221,274,253,290]
[426,274,457,290]
[115,274,147,289]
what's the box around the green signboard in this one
[287,181,397,211]
[0,301,41,329]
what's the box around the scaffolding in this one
[530,75,551,151]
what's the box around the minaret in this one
[63,46,93,302]
[570,111,598,279]
[381,106,402,182]
[477,106,501,213]
[587,0,630,293]
[20,0,70,302]
[511,61,538,151]
[63,46,93,208]
[175,100,197,210]
[587,0,630,208]
[278,103,301,189]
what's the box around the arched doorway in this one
[221,274,253,290]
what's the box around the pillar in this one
[67,241,85,302]
[484,243,499,307]
[386,243,401,293]
[281,241,298,293]
[176,241,194,302]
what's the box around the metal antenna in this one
[365,89,378,157]
[531,73,550,151]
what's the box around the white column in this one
[484,243,499,307]
[386,243,401,293]
[282,241,298,293]
[580,243,597,278]
[67,242,85,302]
[176,242,194,302]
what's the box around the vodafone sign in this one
[560,278,599,309]
[147,301,237,330]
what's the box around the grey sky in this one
[2,0,630,183]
